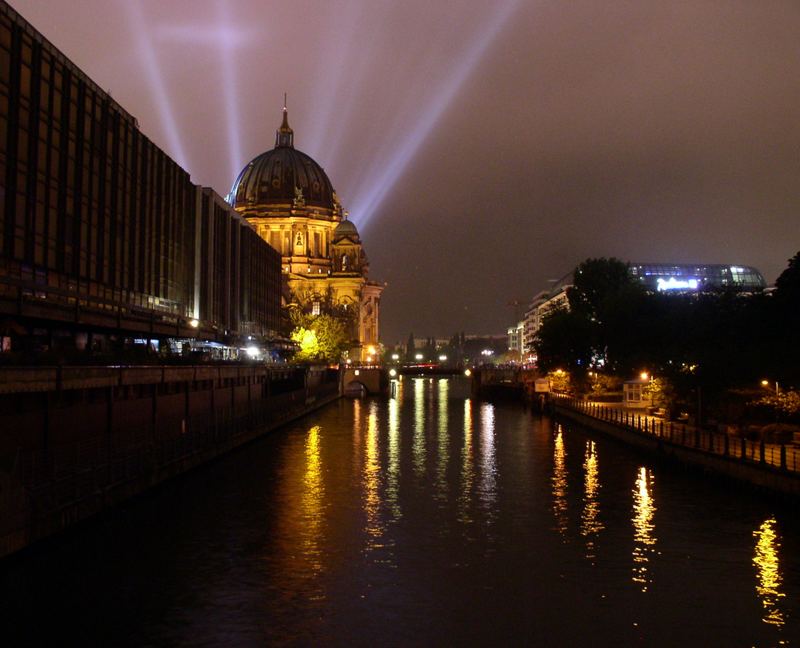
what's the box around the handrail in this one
[551,393,798,473]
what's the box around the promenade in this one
[552,394,800,495]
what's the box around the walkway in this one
[552,395,800,473]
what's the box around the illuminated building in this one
[520,262,766,346]
[229,106,383,360]
[506,321,524,355]
[628,263,765,293]
[0,2,282,356]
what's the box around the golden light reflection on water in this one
[387,381,402,519]
[459,398,475,522]
[363,401,384,545]
[581,441,603,560]
[413,379,426,477]
[753,517,786,627]
[301,425,325,575]
[632,467,657,591]
[552,425,568,538]
[478,403,496,513]
[352,398,362,463]
[435,379,450,501]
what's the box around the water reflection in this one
[387,381,402,519]
[632,467,657,592]
[753,517,786,627]
[435,379,450,502]
[552,426,569,538]
[301,425,325,576]
[459,398,475,522]
[478,403,497,514]
[580,441,603,560]
[352,398,363,462]
[363,402,384,547]
[413,379,426,477]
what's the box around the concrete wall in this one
[0,365,341,559]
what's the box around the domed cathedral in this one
[228,105,383,361]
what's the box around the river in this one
[1,376,797,646]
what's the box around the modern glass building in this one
[628,263,766,293]
[0,1,282,349]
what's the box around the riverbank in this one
[0,365,341,559]
[553,396,800,497]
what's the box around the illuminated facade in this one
[0,2,282,353]
[229,108,383,360]
[521,262,766,348]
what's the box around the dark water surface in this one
[2,377,799,646]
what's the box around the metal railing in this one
[553,394,800,474]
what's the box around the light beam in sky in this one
[347,0,522,230]
[216,0,244,184]
[121,0,188,169]
[153,4,256,184]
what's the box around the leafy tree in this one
[406,332,415,360]
[775,251,800,304]
[290,312,350,363]
[772,250,800,384]
[534,308,594,375]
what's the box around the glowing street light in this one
[391,353,400,361]
[389,368,397,377]
[438,354,447,362]
[640,371,650,381]
[761,379,780,395]
[415,353,423,361]
[464,368,472,377]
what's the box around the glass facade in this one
[629,263,766,293]
[0,3,281,339]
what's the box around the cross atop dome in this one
[275,94,293,148]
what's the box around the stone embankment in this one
[0,364,340,559]
[552,395,800,497]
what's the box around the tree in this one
[290,312,350,363]
[775,251,800,304]
[406,332,415,360]
[534,308,594,375]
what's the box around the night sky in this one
[14,0,800,342]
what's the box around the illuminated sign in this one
[656,277,699,291]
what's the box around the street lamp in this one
[761,379,779,396]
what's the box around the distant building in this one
[628,263,765,293]
[507,321,524,354]
[522,262,766,351]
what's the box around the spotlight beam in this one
[122,0,189,169]
[216,0,244,183]
[349,0,521,230]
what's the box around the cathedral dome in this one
[333,218,360,241]
[229,108,335,211]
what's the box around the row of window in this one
[0,6,282,336]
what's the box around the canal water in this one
[2,377,798,646]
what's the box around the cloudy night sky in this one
[14,0,800,342]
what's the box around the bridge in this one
[470,366,542,400]
[341,366,389,396]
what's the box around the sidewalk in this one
[555,395,799,473]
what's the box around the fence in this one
[552,394,799,474]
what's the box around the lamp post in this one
[761,379,779,396]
